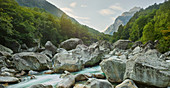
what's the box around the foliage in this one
[0,0,111,48]
[111,0,170,53]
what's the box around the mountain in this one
[111,1,169,53]
[104,7,141,35]
[15,0,78,23]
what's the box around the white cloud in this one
[81,5,87,8]
[70,2,77,8]
[61,7,73,13]
[99,3,124,16]
[99,9,115,16]
[109,5,124,11]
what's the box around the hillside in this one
[16,0,78,23]
[111,1,170,53]
[104,7,141,35]
[0,0,111,52]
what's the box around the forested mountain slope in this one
[111,1,170,53]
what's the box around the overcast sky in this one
[47,0,165,32]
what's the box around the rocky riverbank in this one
[0,38,170,88]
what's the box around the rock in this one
[100,56,126,83]
[113,40,132,50]
[6,41,21,53]
[60,38,83,50]
[52,50,84,72]
[12,52,51,71]
[143,40,155,52]
[0,72,14,76]
[115,79,138,88]
[28,70,39,75]
[56,74,75,88]
[124,49,170,87]
[131,41,143,50]
[74,84,86,88]
[92,73,105,79]
[15,70,26,77]
[0,44,13,54]
[0,51,11,57]
[45,41,57,55]
[1,67,16,73]
[0,84,5,88]
[132,46,143,55]
[30,75,36,79]
[75,74,89,81]
[160,51,170,60]
[29,83,53,88]
[40,50,53,58]
[84,78,113,88]
[0,76,19,83]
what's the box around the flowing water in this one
[8,66,102,88]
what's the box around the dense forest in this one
[111,0,170,53]
[0,0,111,49]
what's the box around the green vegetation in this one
[0,0,111,48]
[111,1,170,53]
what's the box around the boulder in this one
[124,49,170,87]
[84,78,113,88]
[0,44,13,54]
[40,50,53,58]
[45,41,57,55]
[115,79,138,88]
[92,73,105,79]
[100,56,126,82]
[131,41,143,50]
[0,76,19,83]
[52,50,83,72]
[29,83,53,88]
[75,74,89,81]
[12,52,51,71]
[74,84,86,88]
[60,38,83,50]
[113,40,132,50]
[56,74,75,88]
[28,70,39,75]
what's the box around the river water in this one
[8,66,102,88]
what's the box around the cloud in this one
[99,9,115,16]
[81,5,87,8]
[99,3,124,16]
[70,2,77,8]
[61,7,73,13]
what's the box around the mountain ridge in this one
[104,7,141,35]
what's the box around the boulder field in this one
[0,38,169,88]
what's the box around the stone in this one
[92,73,105,79]
[28,70,39,75]
[60,38,83,50]
[124,49,170,87]
[84,78,113,88]
[12,52,51,71]
[0,44,13,54]
[131,41,143,50]
[74,84,86,88]
[113,40,132,50]
[45,41,57,55]
[75,74,89,81]
[0,76,19,83]
[100,56,126,82]
[115,79,138,88]
[56,74,75,88]
[29,83,53,88]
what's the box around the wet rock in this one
[29,83,53,88]
[0,76,19,83]
[28,70,39,75]
[60,38,83,50]
[100,56,126,82]
[124,49,170,87]
[115,79,138,88]
[113,40,132,50]
[12,52,51,71]
[84,78,113,88]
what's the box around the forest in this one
[111,1,170,53]
[0,0,111,49]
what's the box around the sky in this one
[47,0,165,32]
